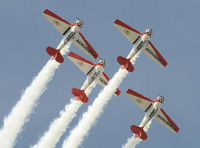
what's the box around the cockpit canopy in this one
[157,96,165,104]
[145,29,153,37]
[98,59,106,67]
[76,20,83,27]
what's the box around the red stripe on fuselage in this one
[72,23,81,28]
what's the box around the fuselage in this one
[57,24,81,50]
[81,64,104,90]
[127,33,151,60]
[140,101,162,128]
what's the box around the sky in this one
[0,0,199,147]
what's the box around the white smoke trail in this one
[62,69,128,148]
[62,55,139,148]
[0,43,70,148]
[122,120,152,148]
[31,82,96,148]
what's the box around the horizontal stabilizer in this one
[117,56,134,72]
[72,88,88,103]
[46,47,64,63]
[130,125,147,140]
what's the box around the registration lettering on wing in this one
[157,115,176,131]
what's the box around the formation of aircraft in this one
[67,52,120,103]
[114,19,167,72]
[43,9,179,142]
[126,89,179,140]
[43,9,98,63]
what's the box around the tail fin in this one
[46,46,64,63]
[72,88,88,103]
[130,125,147,140]
[117,56,134,72]
[114,88,121,96]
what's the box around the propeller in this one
[98,56,106,67]
[75,17,83,22]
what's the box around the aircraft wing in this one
[97,72,120,96]
[43,9,72,35]
[67,52,95,75]
[73,32,98,60]
[114,19,141,44]
[154,108,179,133]
[126,89,153,112]
[143,41,168,67]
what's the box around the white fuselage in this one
[81,64,104,90]
[139,101,162,128]
[127,34,151,60]
[57,25,81,50]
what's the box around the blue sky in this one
[0,0,199,147]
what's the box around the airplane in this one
[114,19,168,72]
[43,9,98,63]
[67,52,121,103]
[126,89,179,140]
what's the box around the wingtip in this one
[163,61,168,67]
[126,89,132,94]
[43,9,49,14]
[114,19,120,24]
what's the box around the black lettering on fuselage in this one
[66,32,76,42]
[149,108,158,119]
[134,41,145,53]
[89,71,100,85]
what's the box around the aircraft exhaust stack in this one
[130,125,147,140]
[72,88,88,103]
[117,56,134,72]
[46,47,64,63]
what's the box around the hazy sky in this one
[0,0,199,147]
